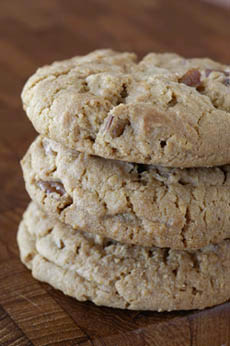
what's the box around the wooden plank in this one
[187,304,230,346]
[0,304,32,346]
[47,288,230,346]
[0,259,89,345]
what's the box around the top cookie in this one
[22,49,230,167]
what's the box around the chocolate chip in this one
[37,180,66,196]
[179,69,201,88]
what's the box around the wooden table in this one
[1,0,230,345]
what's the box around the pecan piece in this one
[111,118,130,138]
[179,69,201,88]
[37,180,66,196]
[104,115,130,138]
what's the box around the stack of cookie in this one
[18,50,230,311]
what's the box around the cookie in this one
[21,136,230,250]
[21,49,230,167]
[17,202,230,311]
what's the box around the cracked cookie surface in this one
[22,136,230,250]
[17,202,230,311]
[21,49,230,167]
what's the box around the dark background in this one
[0,1,230,345]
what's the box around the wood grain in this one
[0,0,230,345]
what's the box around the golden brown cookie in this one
[21,136,230,250]
[22,49,230,167]
[17,202,230,311]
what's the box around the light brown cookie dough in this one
[21,49,230,167]
[21,136,230,250]
[17,202,230,311]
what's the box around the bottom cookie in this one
[17,202,230,311]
